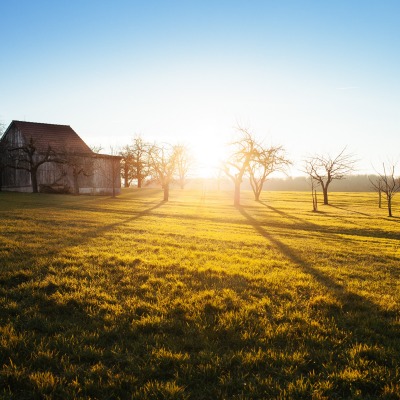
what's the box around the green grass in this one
[0,188,399,399]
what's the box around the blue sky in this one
[1,0,399,176]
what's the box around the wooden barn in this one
[0,120,121,195]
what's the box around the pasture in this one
[0,188,399,399]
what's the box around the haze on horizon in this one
[1,0,399,177]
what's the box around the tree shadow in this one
[329,204,371,217]
[259,201,321,228]
[236,205,399,342]
[385,215,400,222]
[57,199,167,252]
[259,200,400,240]
[0,200,166,264]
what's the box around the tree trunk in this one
[31,169,38,193]
[322,186,328,205]
[312,189,318,212]
[137,164,142,188]
[234,180,241,206]
[73,173,80,195]
[124,170,129,188]
[251,180,261,201]
[163,184,169,201]
[388,196,392,217]
[254,178,267,202]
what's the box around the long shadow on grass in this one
[260,200,365,229]
[258,201,400,241]
[0,200,166,273]
[39,199,167,260]
[237,205,399,343]
[86,200,166,236]
[259,201,321,229]
[329,204,371,217]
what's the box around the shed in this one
[0,120,121,195]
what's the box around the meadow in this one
[0,188,399,399]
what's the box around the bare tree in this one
[61,151,94,195]
[119,145,135,188]
[304,148,356,205]
[118,138,150,189]
[248,144,291,201]
[368,175,384,208]
[7,137,62,193]
[119,136,151,188]
[131,136,151,188]
[224,127,257,206]
[148,143,177,201]
[370,163,400,217]
[90,145,103,154]
[174,144,192,189]
[309,176,319,212]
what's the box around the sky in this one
[1,0,399,177]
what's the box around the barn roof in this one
[4,120,94,154]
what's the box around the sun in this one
[191,141,227,178]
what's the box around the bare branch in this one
[372,162,400,216]
[303,148,357,205]
[223,126,259,206]
[174,144,193,189]
[147,142,178,201]
[248,143,291,201]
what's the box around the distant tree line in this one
[1,119,399,216]
[117,127,292,205]
[109,125,400,216]
[217,174,380,192]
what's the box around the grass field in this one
[0,188,399,399]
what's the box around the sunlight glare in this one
[192,140,227,178]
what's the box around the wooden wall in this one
[0,127,121,194]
